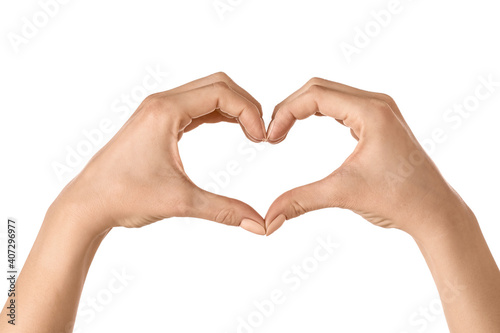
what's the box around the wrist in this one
[50,170,116,234]
[47,190,112,238]
[403,182,476,244]
[410,202,479,252]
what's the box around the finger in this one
[183,115,259,144]
[190,188,266,235]
[267,85,371,143]
[173,81,266,141]
[264,116,339,145]
[265,172,351,236]
[272,78,405,125]
[183,110,238,133]
[181,108,259,144]
[165,72,263,116]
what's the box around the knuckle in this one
[290,198,307,218]
[307,84,325,96]
[142,93,162,107]
[212,71,229,81]
[212,80,230,91]
[282,191,307,217]
[306,84,327,104]
[367,98,396,123]
[141,93,166,116]
[368,97,392,113]
[307,77,325,87]
[140,94,181,124]
[375,93,396,107]
[214,208,237,226]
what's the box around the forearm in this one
[0,201,110,332]
[414,208,500,332]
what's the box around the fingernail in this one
[240,218,266,235]
[267,119,276,140]
[260,118,267,141]
[267,120,287,144]
[266,214,286,236]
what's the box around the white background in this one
[1,0,500,332]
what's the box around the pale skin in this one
[1,73,499,332]
[265,78,500,331]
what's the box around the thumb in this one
[189,187,266,235]
[265,174,349,236]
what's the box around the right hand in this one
[265,78,472,238]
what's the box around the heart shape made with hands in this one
[171,74,351,237]
[176,73,427,239]
[103,72,435,239]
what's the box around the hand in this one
[6,75,498,333]
[265,78,471,238]
[53,72,267,235]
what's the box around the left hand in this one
[52,72,267,235]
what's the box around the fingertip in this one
[259,118,267,142]
[266,117,292,144]
[249,105,266,141]
[265,214,286,236]
[268,133,287,145]
[266,119,276,140]
[240,109,267,142]
[266,120,284,144]
[238,118,265,143]
[241,218,266,235]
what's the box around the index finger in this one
[271,78,405,124]
[164,72,263,116]
[268,84,382,143]
[167,81,267,142]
